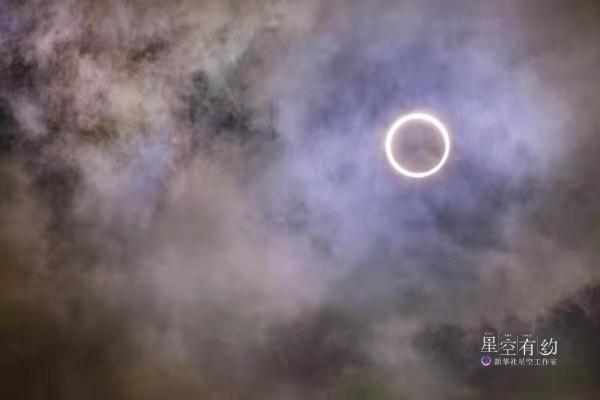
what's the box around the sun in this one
[384,112,451,178]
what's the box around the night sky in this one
[1,1,600,399]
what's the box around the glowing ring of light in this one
[385,112,451,178]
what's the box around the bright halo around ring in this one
[384,112,451,179]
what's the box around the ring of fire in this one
[384,112,451,179]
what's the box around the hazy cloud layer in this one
[1,0,599,399]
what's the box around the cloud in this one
[1,0,599,398]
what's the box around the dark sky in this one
[1,0,599,399]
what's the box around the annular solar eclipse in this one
[385,112,451,178]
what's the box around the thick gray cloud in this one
[1,0,599,399]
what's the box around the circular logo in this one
[480,355,492,367]
[384,112,451,179]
